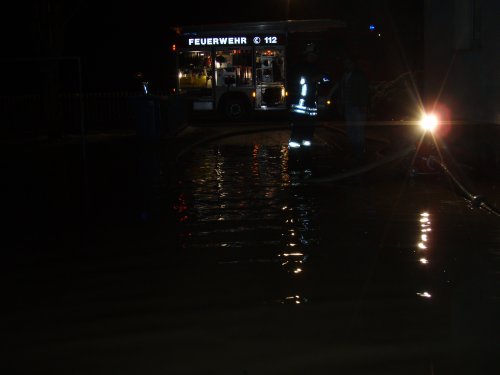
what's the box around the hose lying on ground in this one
[308,145,416,184]
[429,155,500,217]
[174,121,389,163]
[318,123,392,145]
[174,124,415,185]
[174,124,290,163]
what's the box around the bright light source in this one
[417,291,432,298]
[369,24,375,30]
[420,113,439,132]
[301,140,311,147]
[288,141,301,148]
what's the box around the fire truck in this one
[171,19,345,120]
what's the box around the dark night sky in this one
[2,0,423,92]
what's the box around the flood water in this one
[3,127,500,374]
[166,128,500,374]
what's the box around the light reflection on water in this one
[411,209,460,303]
[171,138,500,336]
[175,143,318,304]
[415,211,433,299]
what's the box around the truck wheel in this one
[223,98,248,121]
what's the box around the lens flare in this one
[420,113,439,132]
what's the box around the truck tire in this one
[223,97,248,121]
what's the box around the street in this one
[2,120,500,374]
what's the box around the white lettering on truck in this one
[187,37,249,46]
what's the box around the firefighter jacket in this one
[289,60,322,117]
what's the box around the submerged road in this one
[3,120,500,374]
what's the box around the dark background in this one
[1,0,424,93]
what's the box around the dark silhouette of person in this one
[335,56,369,163]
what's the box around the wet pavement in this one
[2,120,500,374]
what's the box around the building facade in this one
[424,0,500,124]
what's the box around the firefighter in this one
[288,42,324,151]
